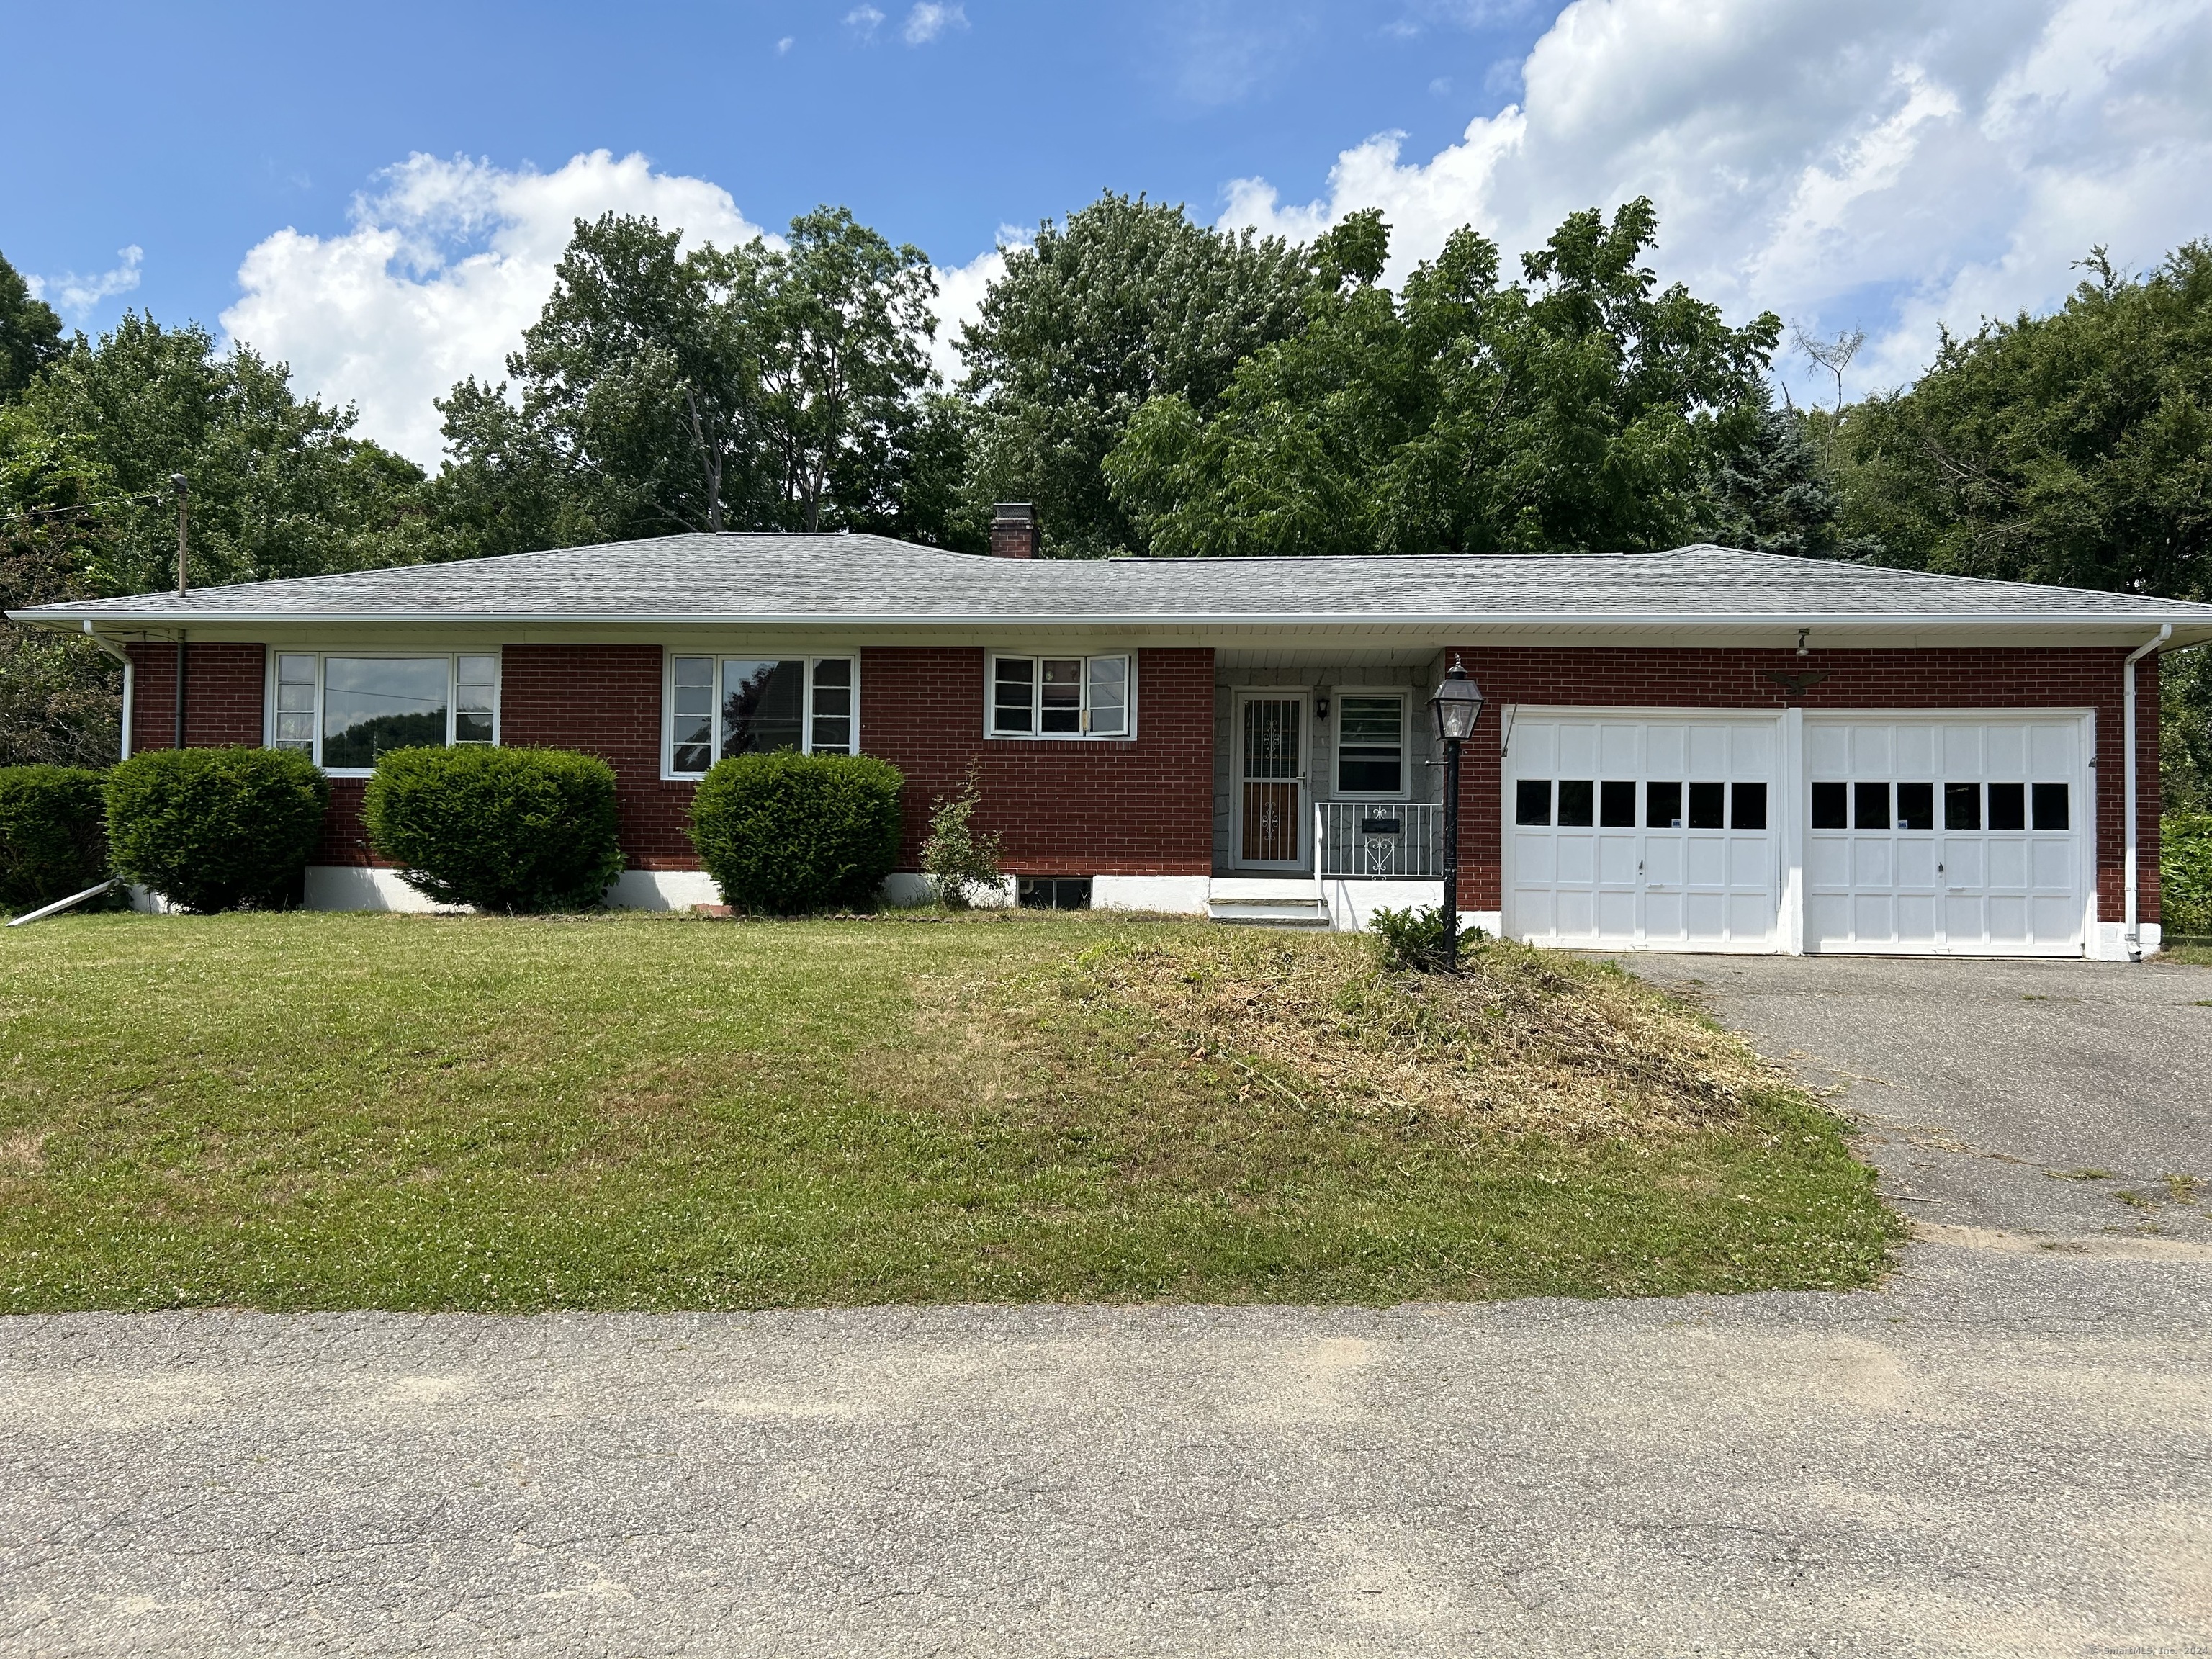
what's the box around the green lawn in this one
[0,909,1897,1312]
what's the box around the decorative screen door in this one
[1238,696,1305,865]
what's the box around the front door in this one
[1236,695,1306,867]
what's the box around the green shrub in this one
[1370,903,1487,971]
[363,745,626,912]
[2163,813,2212,938]
[105,747,328,912]
[689,751,904,914]
[0,765,112,912]
[920,762,1004,908]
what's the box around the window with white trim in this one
[270,651,499,772]
[989,653,1130,737]
[1334,694,1406,795]
[666,654,858,776]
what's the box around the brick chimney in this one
[990,501,1040,559]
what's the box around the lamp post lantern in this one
[1428,656,1485,973]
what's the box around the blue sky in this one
[6,0,2208,465]
[2,1,1546,332]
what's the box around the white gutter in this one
[82,624,132,761]
[2124,624,2172,960]
[17,607,2212,632]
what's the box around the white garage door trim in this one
[1502,707,1786,954]
[1802,709,2095,958]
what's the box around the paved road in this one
[4,957,2209,1658]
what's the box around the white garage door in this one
[1505,715,1779,951]
[1804,716,2088,956]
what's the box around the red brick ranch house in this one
[17,506,2212,959]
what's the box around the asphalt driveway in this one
[3,955,2208,1658]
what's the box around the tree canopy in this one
[1104,199,1782,557]
[433,206,951,557]
[0,313,426,763]
[0,250,63,403]
[1827,243,2212,601]
[957,193,1310,557]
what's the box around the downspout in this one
[83,624,132,761]
[2124,625,2172,961]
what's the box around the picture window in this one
[666,655,858,776]
[270,652,499,772]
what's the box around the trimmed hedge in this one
[106,747,328,912]
[0,765,111,912]
[364,745,625,912]
[2163,813,2212,938]
[689,751,904,914]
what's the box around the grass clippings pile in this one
[1055,930,1770,1140]
[0,909,1897,1311]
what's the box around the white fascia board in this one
[27,607,2212,629]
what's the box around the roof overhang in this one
[19,609,2212,653]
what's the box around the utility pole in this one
[172,474,188,749]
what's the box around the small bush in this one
[920,763,1004,908]
[2163,813,2212,938]
[106,747,328,912]
[1370,903,1486,971]
[364,746,625,912]
[0,765,112,912]
[689,751,904,914]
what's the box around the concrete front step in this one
[1206,896,1332,928]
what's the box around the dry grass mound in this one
[1048,927,1779,1140]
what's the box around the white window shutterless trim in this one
[1331,689,1410,799]
[264,648,501,775]
[985,652,1136,740]
[661,650,862,781]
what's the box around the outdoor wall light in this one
[1429,657,1484,743]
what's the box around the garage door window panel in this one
[1558,780,1594,827]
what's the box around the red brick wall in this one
[860,647,1216,875]
[1443,647,2157,923]
[495,644,699,869]
[138,637,2160,924]
[126,642,264,752]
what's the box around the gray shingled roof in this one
[12,533,2212,632]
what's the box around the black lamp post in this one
[1428,655,1485,972]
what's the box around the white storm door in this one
[1804,716,2087,956]
[1503,713,1779,952]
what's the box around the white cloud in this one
[221,151,774,467]
[926,237,1026,387]
[845,5,885,42]
[775,35,794,54]
[1219,0,2212,400]
[903,2,967,45]
[30,245,144,316]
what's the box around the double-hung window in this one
[271,652,499,773]
[1334,694,1406,795]
[666,655,858,776]
[989,653,1130,738]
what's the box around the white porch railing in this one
[1314,801,1444,885]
